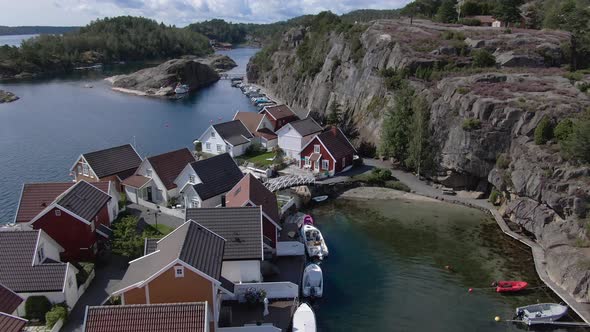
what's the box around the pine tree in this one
[436,0,458,23]
[406,95,433,176]
[494,0,525,27]
[379,84,415,162]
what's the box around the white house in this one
[175,153,244,209]
[197,120,253,157]
[233,111,278,150]
[0,230,79,317]
[123,148,196,207]
[276,117,323,161]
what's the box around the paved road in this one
[127,204,184,229]
[61,255,128,332]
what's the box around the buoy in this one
[494,316,501,322]
[468,288,473,293]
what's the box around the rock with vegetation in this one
[107,58,220,97]
[183,54,237,72]
[0,89,19,103]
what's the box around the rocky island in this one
[0,89,19,103]
[106,54,237,97]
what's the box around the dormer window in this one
[314,145,320,153]
[146,169,153,177]
[189,175,195,184]
[37,245,45,262]
[175,266,184,278]
[55,210,61,216]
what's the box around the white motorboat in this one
[302,264,323,298]
[515,303,568,325]
[301,224,329,259]
[292,303,316,332]
[311,195,328,203]
[174,83,189,94]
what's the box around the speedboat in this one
[301,224,328,259]
[302,264,323,298]
[495,280,528,293]
[292,303,316,332]
[311,195,328,203]
[515,303,568,325]
[303,215,314,225]
[174,83,189,94]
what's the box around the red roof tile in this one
[233,112,264,135]
[261,105,297,120]
[147,148,196,190]
[0,312,27,332]
[0,283,23,314]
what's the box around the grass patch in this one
[238,151,275,168]
[147,223,174,236]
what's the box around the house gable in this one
[71,155,99,181]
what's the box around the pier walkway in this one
[364,159,590,325]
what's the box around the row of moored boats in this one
[231,78,278,110]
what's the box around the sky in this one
[0,0,412,27]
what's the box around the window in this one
[77,165,82,175]
[211,131,215,138]
[304,156,311,167]
[175,266,184,278]
[82,164,89,176]
[189,175,195,183]
[146,169,153,177]
[55,209,61,216]
[68,276,73,288]
[314,145,320,153]
[217,144,223,152]
[342,157,346,167]
[205,142,211,150]
[322,159,329,170]
[37,245,45,262]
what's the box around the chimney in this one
[331,126,338,136]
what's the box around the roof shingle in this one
[84,302,207,332]
[316,127,356,160]
[261,105,297,120]
[15,183,73,223]
[212,120,253,146]
[288,118,323,137]
[233,112,264,135]
[57,181,111,222]
[0,312,27,332]
[190,154,243,201]
[185,207,262,261]
[0,283,23,314]
[226,174,280,223]
[82,144,142,179]
[147,148,196,190]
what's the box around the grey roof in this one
[220,277,235,294]
[0,231,67,293]
[0,283,22,314]
[82,144,142,179]
[57,181,111,222]
[144,238,159,255]
[212,120,253,146]
[289,117,323,137]
[317,127,356,160]
[114,221,225,294]
[185,207,262,261]
[190,154,244,200]
[84,302,207,332]
[0,312,27,332]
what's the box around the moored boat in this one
[174,83,189,94]
[303,215,314,225]
[292,303,316,332]
[495,280,528,293]
[301,224,328,259]
[515,303,568,325]
[311,195,328,203]
[302,264,323,298]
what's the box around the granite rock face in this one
[0,90,19,103]
[249,18,590,302]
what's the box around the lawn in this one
[148,223,174,235]
[239,151,276,168]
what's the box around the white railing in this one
[279,197,295,216]
[231,282,299,300]
[276,241,304,256]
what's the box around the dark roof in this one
[255,128,278,140]
[288,118,323,137]
[96,224,113,239]
[82,144,142,179]
[84,302,207,332]
[233,111,264,135]
[0,312,27,332]
[261,105,297,120]
[190,154,243,200]
[15,183,74,223]
[144,238,159,255]
[185,207,262,261]
[147,148,195,190]
[122,175,151,189]
[212,120,253,146]
[56,181,111,222]
[226,174,280,223]
[0,231,67,293]
[316,127,356,160]
[114,221,225,294]
[0,283,22,314]
[220,277,235,294]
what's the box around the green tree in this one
[561,111,590,162]
[472,49,496,67]
[326,102,343,125]
[554,118,574,142]
[534,117,554,145]
[521,3,543,29]
[112,215,144,259]
[461,1,483,16]
[552,0,590,70]
[405,95,433,176]
[494,0,525,27]
[379,84,415,162]
[436,0,458,23]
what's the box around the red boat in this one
[495,281,528,293]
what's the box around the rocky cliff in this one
[248,19,590,302]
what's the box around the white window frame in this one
[211,131,216,138]
[322,159,329,170]
[314,144,320,154]
[189,175,195,184]
[304,156,311,167]
[217,144,223,153]
[342,157,346,167]
[82,164,89,176]
[205,142,211,151]
[77,165,82,175]
[55,209,61,216]
[175,265,185,278]
[146,169,153,177]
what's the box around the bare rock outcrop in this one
[0,90,19,103]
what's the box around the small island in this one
[0,89,19,103]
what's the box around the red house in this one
[15,180,116,261]
[225,174,281,249]
[300,126,357,176]
[259,104,299,132]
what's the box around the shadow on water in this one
[309,199,585,332]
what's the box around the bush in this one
[489,189,501,205]
[380,67,409,90]
[503,28,512,34]
[118,192,127,210]
[472,49,496,68]
[75,262,95,285]
[496,154,510,169]
[459,18,482,26]
[367,168,392,184]
[384,180,410,192]
[563,71,584,82]
[46,304,68,328]
[442,30,466,40]
[554,119,574,142]
[462,118,482,131]
[456,87,470,94]
[25,296,51,321]
[534,117,554,145]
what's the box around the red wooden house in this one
[15,180,115,261]
[300,126,356,176]
[259,104,299,132]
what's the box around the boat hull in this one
[515,303,568,325]
[496,281,528,293]
[293,303,316,332]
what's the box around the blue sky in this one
[0,0,412,26]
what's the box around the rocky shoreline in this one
[0,90,19,103]
[106,54,236,97]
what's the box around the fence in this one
[276,241,304,256]
[231,282,299,301]
[77,269,95,298]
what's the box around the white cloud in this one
[0,0,412,26]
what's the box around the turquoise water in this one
[0,48,258,222]
[311,198,581,332]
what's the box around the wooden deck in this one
[219,299,298,330]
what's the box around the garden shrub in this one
[384,180,410,192]
[25,296,51,321]
[45,304,68,328]
[459,18,482,26]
